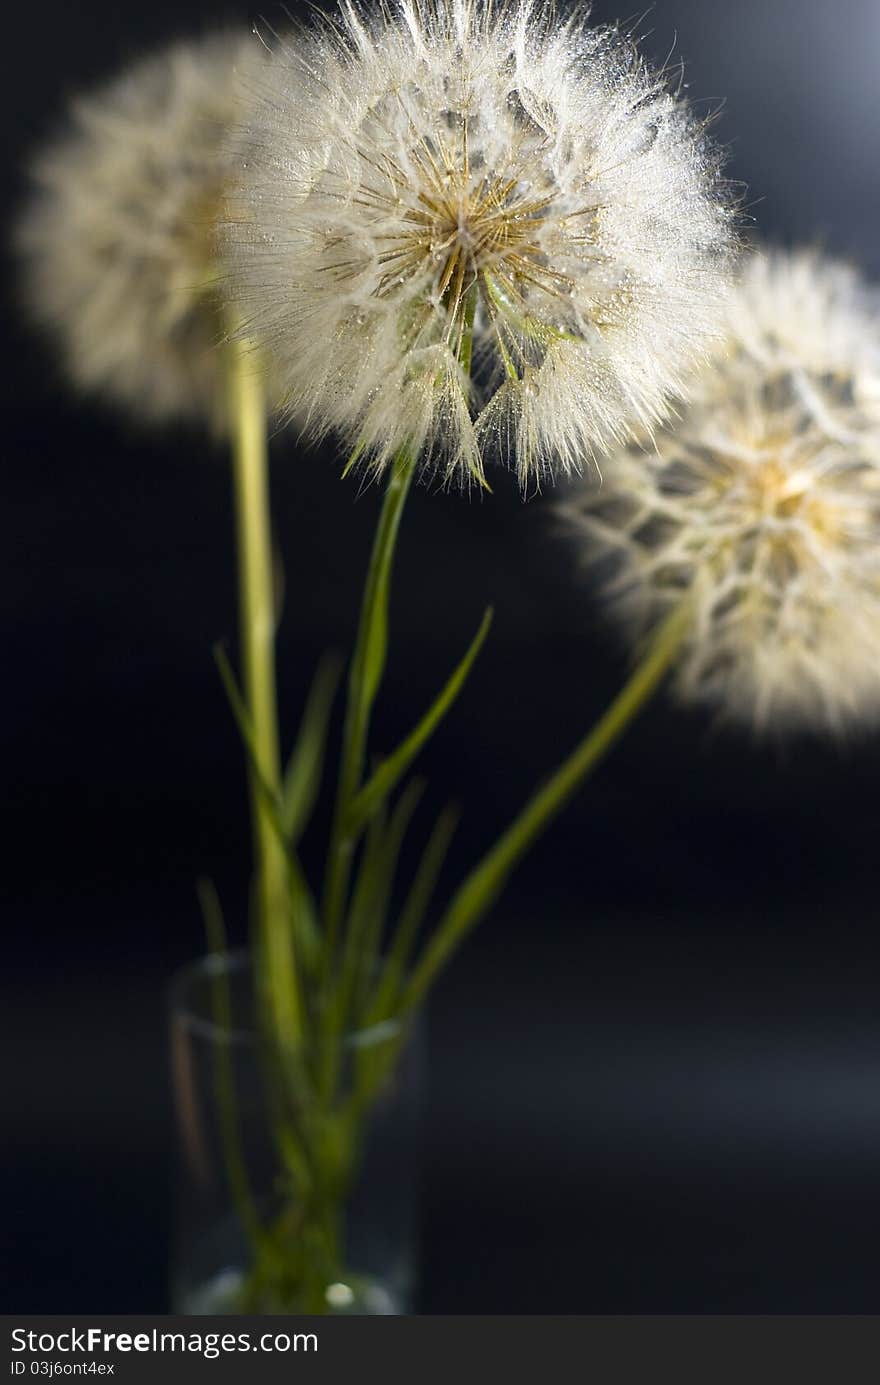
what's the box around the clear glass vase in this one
[168,952,422,1315]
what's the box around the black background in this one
[4,0,880,1314]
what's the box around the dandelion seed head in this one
[16,32,263,432]
[220,0,736,487]
[566,249,880,732]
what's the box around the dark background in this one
[4,0,880,1314]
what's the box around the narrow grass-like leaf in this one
[195,879,268,1256]
[284,869,321,980]
[281,653,343,844]
[322,450,416,950]
[337,780,423,1022]
[346,607,492,834]
[198,876,229,963]
[399,603,690,1013]
[366,803,459,1024]
[213,643,321,974]
[214,643,281,818]
[351,457,415,742]
[342,797,389,980]
[349,778,426,1021]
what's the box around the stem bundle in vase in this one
[216,365,690,1309]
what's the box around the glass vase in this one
[168,952,422,1315]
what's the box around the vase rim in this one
[167,948,407,1050]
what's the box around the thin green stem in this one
[227,333,302,1044]
[321,449,416,960]
[400,603,691,1012]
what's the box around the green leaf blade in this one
[346,607,493,835]
[280,653,343,845]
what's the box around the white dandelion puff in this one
[16,32,264,432]
[566,249,880,732]
[219,0,736,488]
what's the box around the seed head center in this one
[428,173,544,285]
[376,151,549,308]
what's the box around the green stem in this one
[400,603,690,1012]
[321,449,416,960]
[227,333,302,1044]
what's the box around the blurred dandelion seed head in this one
[566,249,880,732]
[219,0,736,488]
[16,31,263,433]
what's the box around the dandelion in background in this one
[220,0,736,488]
[16,32,261,433]
[566,249,880,731]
